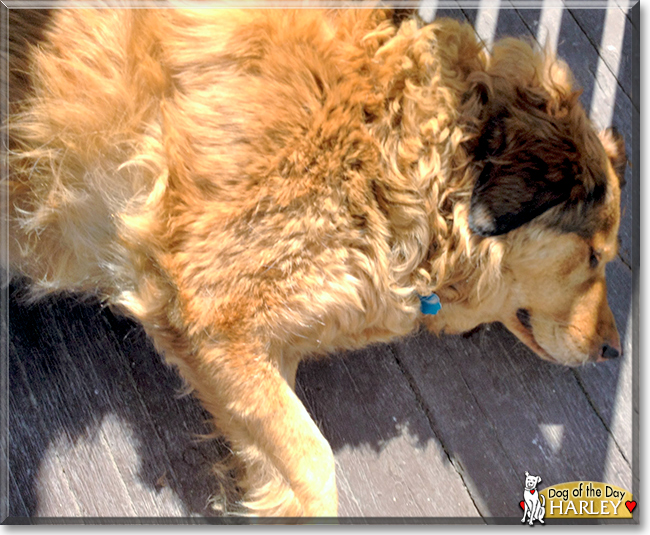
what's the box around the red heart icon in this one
[531,490,535,494]
[520,501,525,510]
[625,501,636,513]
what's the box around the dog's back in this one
[6,9,470,334]
[6,9,388,296]
[6,9,164,295]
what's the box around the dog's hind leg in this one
[179,341,337,517]
[537,496,546,524]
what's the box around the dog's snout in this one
[601,343,621,360]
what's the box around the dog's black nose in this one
[601,344,620,359]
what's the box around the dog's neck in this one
[363,18,501,305]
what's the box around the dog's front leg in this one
[185,341,337,517]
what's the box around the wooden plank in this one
[296,345,481,518]
[35,414,190,518]
[8,338,82,518]
[34,426,138,517]
[610,0,636,26]
[89,310,233,517]
[9,282,481,520]
[414,0,471,26]
[6,465,30,521]
[8,283,230,518]
[569,7,633,101]
[27,303,145,518]
[492,6,534,40]
[390,330,521,518]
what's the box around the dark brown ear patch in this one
[469,155,576,236]
[468,108,584,237]
[464,80,616,238]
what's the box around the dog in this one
[521,472,546,525]
[4,7,626,517]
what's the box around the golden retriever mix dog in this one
[5,7,625,517]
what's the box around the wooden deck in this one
[2,1,638,523]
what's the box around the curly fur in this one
[4,7,624,516]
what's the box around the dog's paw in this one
[240,488,304,518]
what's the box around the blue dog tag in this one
[420,293,442,315]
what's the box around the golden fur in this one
[4,8,625,516]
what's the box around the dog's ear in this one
[468,139,578,237]
[599,126,627,187]
[467,96,588,237]
[536,476,542,485]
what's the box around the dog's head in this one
[524,472,542,491]
[439,40,626,366]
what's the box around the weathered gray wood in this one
[92,310,235,517]
[297,346,481,518]
[392,320,631,518]
[8,341,82,518]
[8,281,483,520]
[6,466,29,521]
[569,7,633,100]
[7,284,231,518]
[429,5,468,24]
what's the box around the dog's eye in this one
[589,248,601,269]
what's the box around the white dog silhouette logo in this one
[521,471,545,525]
